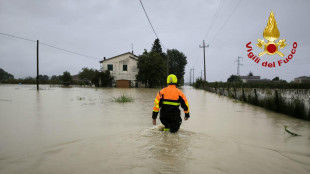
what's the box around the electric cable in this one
[40,42,100,60]
[139,0,158,39]
[0,32,100,60]
[209,0,242,45]
[0,32,36,43]
[138,0,166,50]
[203,0,224,40]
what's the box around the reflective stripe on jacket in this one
[152,85,189,119]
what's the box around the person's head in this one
[167,74,177,85]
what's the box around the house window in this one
[108,64,113,71]
[123,65,127,71]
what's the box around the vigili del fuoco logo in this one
[246,11,297,68]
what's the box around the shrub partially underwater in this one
[113,94,134,103]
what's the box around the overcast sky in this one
[0,0,309,82]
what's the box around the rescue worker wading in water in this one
[152,74,190,133]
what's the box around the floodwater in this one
[0,85,310,174]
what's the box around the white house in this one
[100,52,139,87]
[239,75,261,83]
[239,75,271,83]
[294,76,310,83]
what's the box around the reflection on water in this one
[0,85,310,174]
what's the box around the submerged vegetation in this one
[284,126,300,136]
[113,94,134,103]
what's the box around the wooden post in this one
[242,88,246,101]
[37,40,39,90]
[275,90,279,111]
[254,88,258,104]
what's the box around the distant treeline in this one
[0,67,113,87]
[1,76,70,85]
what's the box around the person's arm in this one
[179,90,190,120]
[152,91,162,125]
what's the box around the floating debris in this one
[284,126,300,136]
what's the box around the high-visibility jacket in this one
[152,85,190,119]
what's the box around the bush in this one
[113,94,134,103]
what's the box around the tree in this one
[60,71,72,86]
[151,38,167,83]
[78,67,98,85]
[272,77,280,81]
[136,50,166,87]
[38,75,49,84]
[98,70,113,87]
[166,49,187,85]
[0,68,14,82]
[23,77,36,84]
[50,75,61,84]
[151,38,163,54]
[51,75,59,81]
[227,75,242,82]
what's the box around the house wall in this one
[294,77,310,83]
[101,53,138,81]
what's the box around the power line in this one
[0,32,100,60]
[40,42,99,60]
[189,1,224,76]
[209,0,242,45]
[139,0,159,39]
[0,32,36,43]
[203,0,224,40]
[138,0,166,50]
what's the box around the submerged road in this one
[0,85,309,174]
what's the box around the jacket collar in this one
[168,84,176,88]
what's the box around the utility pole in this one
[189,69,192,86]
[235,56,243,76]
[192,67,195,84]
[199,40,209,82]
[187,76,189,86]
[36,40,39,90]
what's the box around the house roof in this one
[99,52,138,63]
[294,76,310,80]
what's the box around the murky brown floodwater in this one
[0,84,310,174]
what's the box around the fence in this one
[202,85,310,120]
